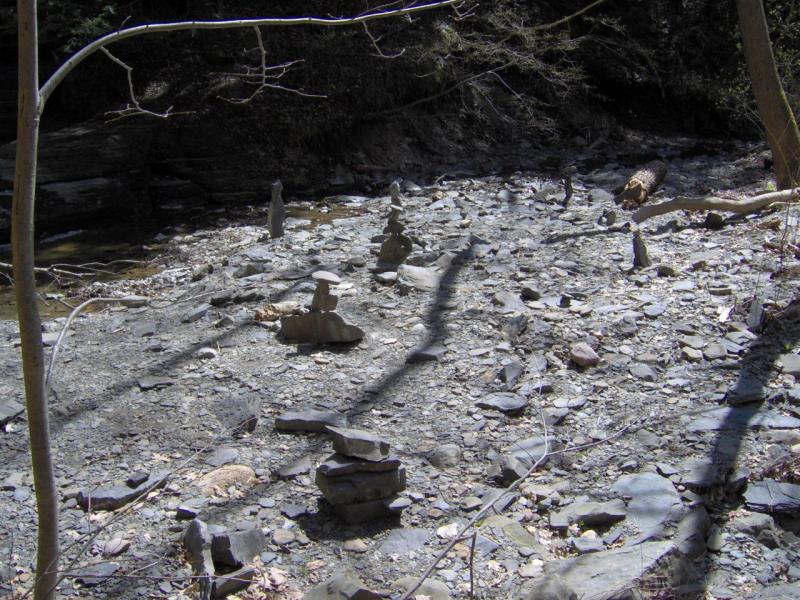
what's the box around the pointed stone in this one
[268,180,285,239]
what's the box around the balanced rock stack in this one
[279,271,364,344]
[315,426,407,524]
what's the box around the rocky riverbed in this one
[1,137,800,599]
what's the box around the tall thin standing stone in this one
[268,180,285,239]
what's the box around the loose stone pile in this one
[315,426,408,524]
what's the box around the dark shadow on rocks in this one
[670,310,800,598]
[543,224,630,245]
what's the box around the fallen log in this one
[614,160,668,209]
[631,188,799,225]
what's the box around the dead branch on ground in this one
[632,187,799,224]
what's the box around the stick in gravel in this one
[399,412,550,600]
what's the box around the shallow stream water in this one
[0,200,363,321]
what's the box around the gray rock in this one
[489,455,529,486]
[0,399,24,426]
[629,363,657,381]
[304,571,381,600]
[397,264,440,292]
[317,453,401,476]
[550,499,627,528]
[206,447,239,467]
[518,575,577,600]
[744,480,800,515]
[571,536,604,554]
[316,468,406,506]
[476,392,528,416]
[214,565,256,599]
[77,471,169,511]
[499,360,524,390]
[544,541,674,600]
[674,506,711,558]
[612,472,680,535]
[393,577,450,600]
[494,291,529,313]
[704,343,728,360]
[182,303,212,323]
[779,353,800,377]
[406,344,447,363]
[73,562,120,587]
[274,410,348,433]
[748,583,800,600]
[280,312,364,344]
[183,519,214,581]
[275,455,312,480]
[333,496,405,524]
[379,528,429,554]
[731,512,775,537]
[727,371,767,405]
[137,376,175,390]
[644,304,667,319]
[507,436,549,468]
[378,232,413,267]
[688,406,800,431]
[570,342,599,367]
[268,180,285,239]
[544,407,569,426]
[211,527,266,568]
[427,444,462,469]
[326,426,390,461]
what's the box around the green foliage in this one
[41,1,118,54]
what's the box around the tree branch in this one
[631,188,800,225]
[38,0,462,110]
[217,27,324,104]
[100,47,189,121]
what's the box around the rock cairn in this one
[279,271,364,343]
[315,426,407,524]
[376,181,413,272]
[268,179,285,239]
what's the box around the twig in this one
[101,47,191,121]
[469,530,477,599]
[218,27,325,104]
[363,21,406,58]
[45,297,144,397]
[521,0,609,33]
[399,409,550,600]
[22,417,249,600]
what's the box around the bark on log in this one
[614,160,668,209]
[631,188,799,225]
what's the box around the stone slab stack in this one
[315,426,406,524]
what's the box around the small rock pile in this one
[279,270,364,343]
[315,426,407,524]
[376,181,413,271]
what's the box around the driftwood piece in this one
[632,188,799,225]
[614,160,668,209]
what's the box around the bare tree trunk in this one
[736,0,800,188]
[14,2,59,599]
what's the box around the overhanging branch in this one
[38,0,462,110]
